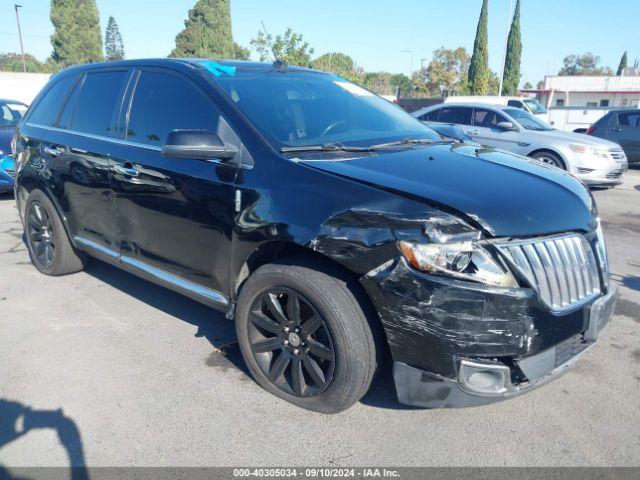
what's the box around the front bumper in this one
[570,155,628,187]
[361,258,617,408]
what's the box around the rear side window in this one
[507,100,523,108]
[437,107,473,125]
[473,108,509,128]
[69,71,128,137]
[28,75,76,127]
[126,71,221,147]
[618,112,640,127]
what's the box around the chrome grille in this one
[496,234,601,312]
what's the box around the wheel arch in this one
[232,240,389,356]
[527,148,567,169]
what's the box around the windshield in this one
[504,107,554,131]
[0,102,26,128]
[209,66,439,149]
[523,98,547,114]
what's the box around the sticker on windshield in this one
[201,61,236,77]
[334,81,374,97]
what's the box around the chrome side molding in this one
[74,236,228,308]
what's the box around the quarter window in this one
[618,112,640,127]
[69,71,128,137]
[127,71,221,147]
[437,107,473,125]
[28,75,77,127]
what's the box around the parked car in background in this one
[443,95,549,122]
[13,59,616,413]
[0,98,27,193]
[547,106,623,133]
[413,103,628,187]
[588,108,640,165]
[425,122,475,143]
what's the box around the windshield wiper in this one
[369,137,437,149]
[280,142,375,153]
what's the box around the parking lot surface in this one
[1,170,639,468]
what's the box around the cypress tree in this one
[502,0,522,95]
[617,51,628,76]
[105,16,125,61]
[171,0,246,59]
[50,0,103,67]
[468,0,490,95]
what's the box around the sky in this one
[0,0,637,86]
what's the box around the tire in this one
[235,258,378,413]
[24,189,87,276]
[530,151,565,169]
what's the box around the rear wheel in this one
[530,151,565,169]
[235,259,378,413]
[24,189,86,276]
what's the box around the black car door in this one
[26,70,132,254]
[110,67,242,300]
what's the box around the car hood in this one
[0,128,14,155]
[297,143,596,238]
[528,128,621,149]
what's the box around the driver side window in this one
[127,70,222,147]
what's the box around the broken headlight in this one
[398,240,517,287]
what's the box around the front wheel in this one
[530,151,565,169]
[235,259,378,413]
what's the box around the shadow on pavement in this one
[84,259,249,377]
[0,399,88,480]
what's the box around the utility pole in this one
[402,50,413,78]
[498,0,513,96]
[14,4,26,73]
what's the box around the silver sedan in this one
[413,103,628,187]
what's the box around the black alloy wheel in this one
[26,201,56,269]
[247,288,336,397]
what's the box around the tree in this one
[419,47,470,96]
[50,0,103,67]
[0,53,51,73]
[468,0,490,94]
[558,53,613,76]
[104,16,125,61]
[171,0,246,59]
[250,28,314,67]
[522,81,533,89]
[502,0,522,95]
[617,51,628,76]
[312,53,359,81]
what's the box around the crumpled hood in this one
[298,143,597,237]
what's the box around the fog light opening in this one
[459,360,511,395]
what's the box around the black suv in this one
[13,59,617,413]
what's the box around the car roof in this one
[52,58,320,77]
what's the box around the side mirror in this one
[162,130,238,161]
[497,121,518,131]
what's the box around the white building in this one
[0,72,51,104]
[522,74,640,108]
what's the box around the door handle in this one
[610,128,622,132]
[44,146,63,157]
[113,163,139,177]
[467,130,479,136]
